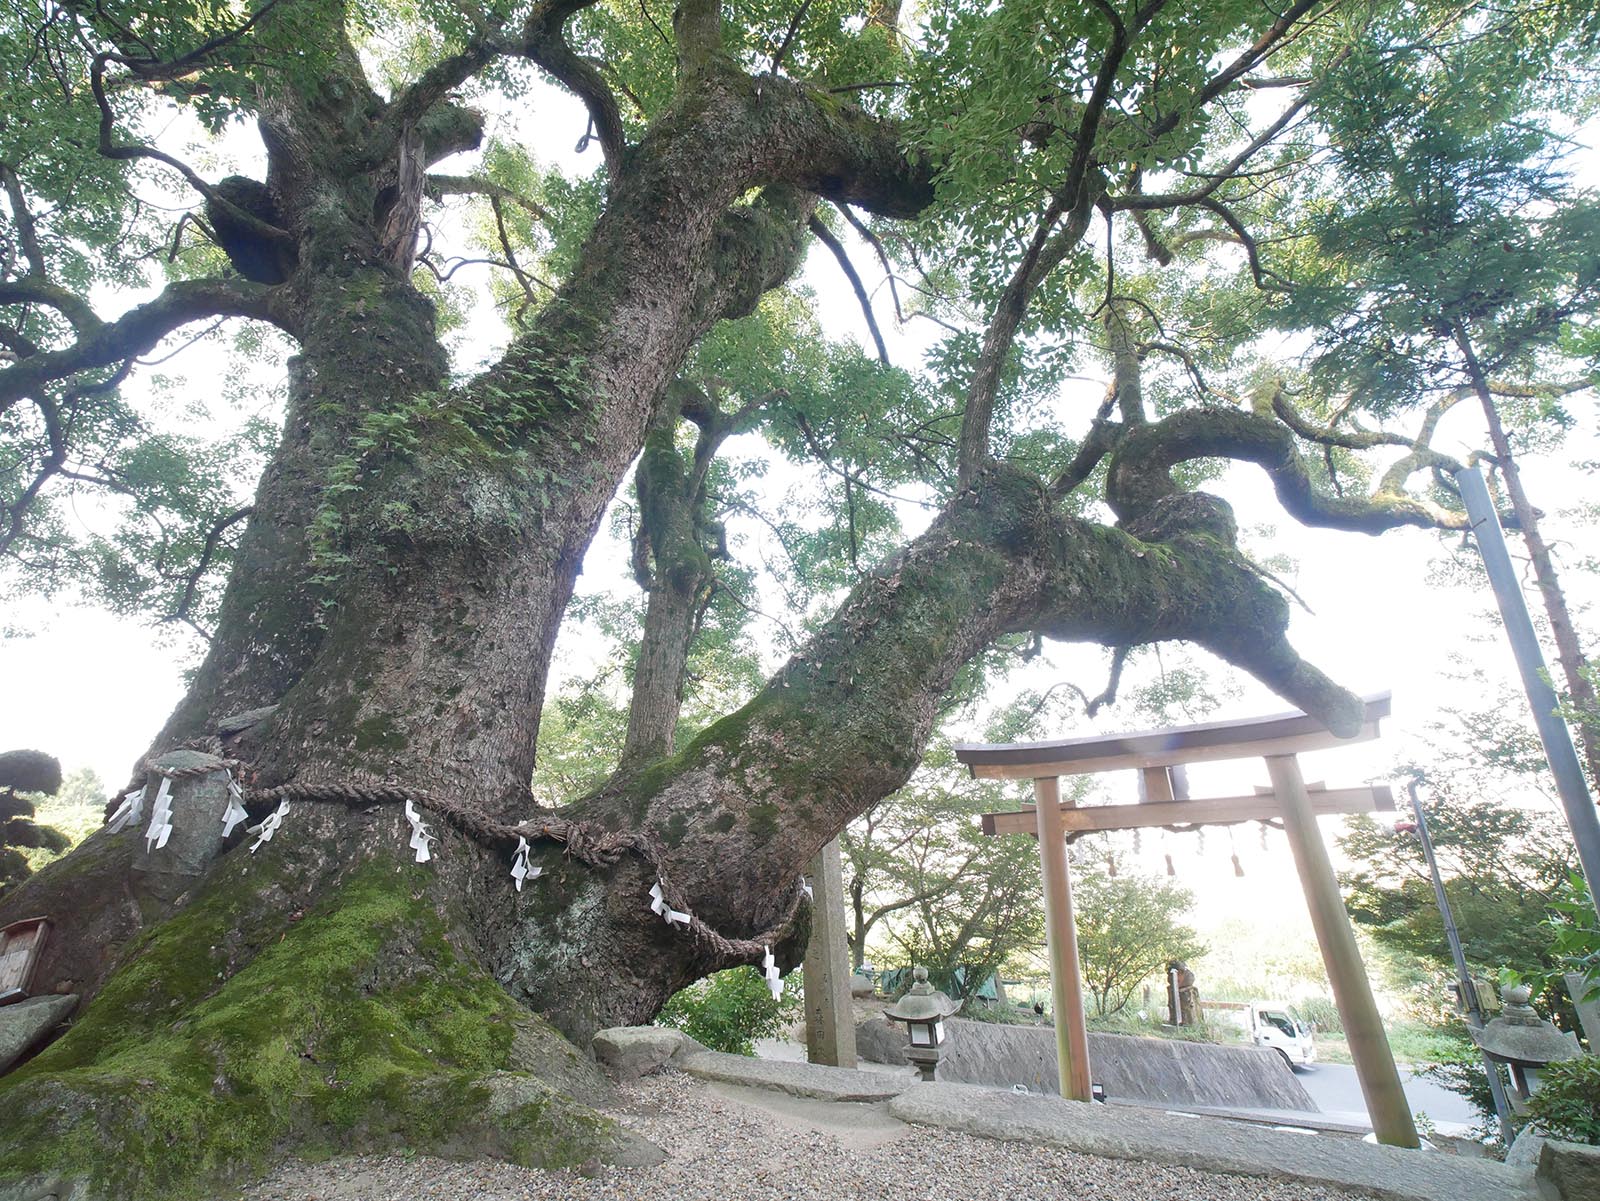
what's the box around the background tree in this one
[1072,856,1204,1018]
[841,738,1054,977]
[0,749,67,895]
[1339,692,1583,1023]
[1269,20,1600,783]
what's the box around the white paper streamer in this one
[510,836,541,890]
[144,776,174,851]
[404,800,434,864]
[221,774,249,838]
[762,946,782,1000]
[249,800,289,853]
[648,881,691,928]
[801,876,813,902]
[107,785,146,833]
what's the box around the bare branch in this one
[770,0,813,74]
[426,173,553,224]
[89,53,293,247]
[165,504,254,631]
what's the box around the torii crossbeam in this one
[956,693,1421,1149]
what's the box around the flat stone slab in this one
[0,994,77,1074]
[149,748,227,772]
[677,1050,913,1103]
[858,1017,1316,1110]
[889,1083,1540,1201]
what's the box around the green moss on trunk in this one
[0,854,623,1199]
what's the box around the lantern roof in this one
[884,967,961,1024]
[1471,985,1583,1066]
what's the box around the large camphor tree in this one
[0,0,1595,1193]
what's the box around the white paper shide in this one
[221,774,249,838]
[648,881,691,928]
[762,946,782,1000]
[510,836,541,890]
[249,800,289,853]
[107,785,146,834]
[144,776,174,851]
[404,800,434,863]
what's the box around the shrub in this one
[1523,1055,1600,1145]
[657,966,801,1056]
[1295,995,1343,1034]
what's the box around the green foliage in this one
[1339,694,1583,1024]
[1072,862,1205,1018]
[656,965,800,1056]
[1269,12,1600,417]
[1294,995,1343,1036]
[0,750,70,896]
[1523,1055,1600,1144]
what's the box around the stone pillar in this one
[803,838,857,1067]
[129,749,236,905]
[1565,973,1600,1050]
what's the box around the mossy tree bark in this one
[0,2,1472,1197]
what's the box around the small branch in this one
[770,0,813,74]
[833,203,907,325]
[0,164,47,275]
[166,505,254,628]
[807,214,888,365]
[89,53,292,247]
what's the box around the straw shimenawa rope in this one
[116,745,803,967]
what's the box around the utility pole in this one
[1454,463,1600,923]
[1401,781,1515,1144]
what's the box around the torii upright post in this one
[1034,776,1093,1101]
[1268,754,1418,1148]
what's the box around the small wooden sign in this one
[0,917,51,1005]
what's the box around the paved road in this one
[1293,1062,1482,1135]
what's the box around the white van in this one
[1249,1001,1316,1069]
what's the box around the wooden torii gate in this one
[956,693,1421,1149]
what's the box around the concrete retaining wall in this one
[857,1017,1316,1111]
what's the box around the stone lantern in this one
[883,966,961,1081]
[1470,984,1582,1111]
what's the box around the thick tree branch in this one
[520,0,626,176]
[0,279,280,414]
[1106,407,1469,533]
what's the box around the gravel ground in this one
[241,1070,1371,1201]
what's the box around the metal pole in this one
[1405,780,1515,1144]
[1034,776,1093,1101]
[1269,753,1421,1148]
[1455,463,1600,919]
